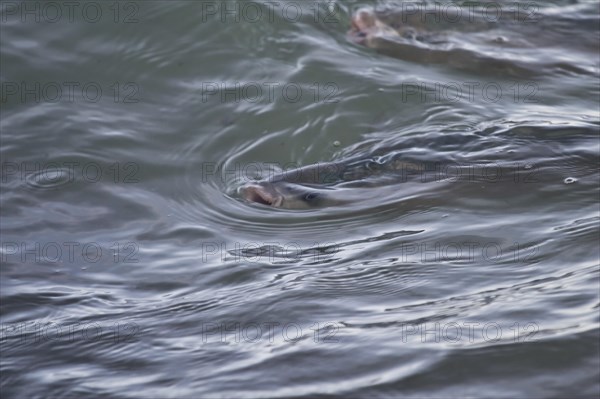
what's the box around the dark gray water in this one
[1,1,599,398]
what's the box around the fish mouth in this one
[348,8,399,45]
[351,9,376,31]
[239,183,283,207]
[348,9,374,44]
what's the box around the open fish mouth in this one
[239,183,283,207]
[351,8,376,31]
[347,8,401,45]
[348,8,375,43]
[239,180,336,209]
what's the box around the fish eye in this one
[303,192,319,201]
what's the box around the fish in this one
[347,6,527,75]
[346,6,594,77]
[239,156,425,209]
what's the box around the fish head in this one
[350,8,378,32]
[239,181,333,209]
[348,8,400,45]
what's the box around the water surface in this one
[1,1,599,398]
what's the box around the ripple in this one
[564,177,578,184]
[25,168,73,189]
